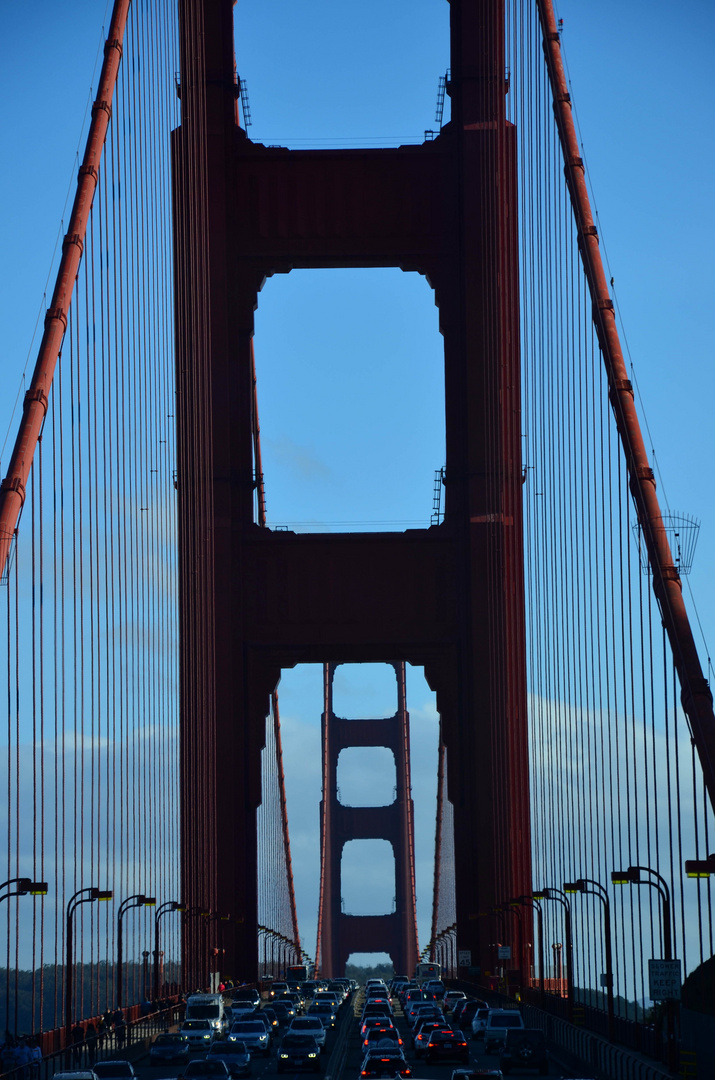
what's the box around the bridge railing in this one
[0,1001,185,1080]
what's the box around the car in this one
[205,1040,252,1078]
[179,1020,216,1049]
[362,1003,393,1023]
[277,1033,321,1073]
[424,1029,470,1065]
[227,1020,271,1055]
[455,1000,489,1034]
[414,1022,451,1055]
[471,1008,491,1040]
[92,1063,136,1080]
[483,1010,525,1054]
[360,1016,397,1038]
[286,1016,327,1051]
[249,1012,275,1041]
[362,1028,403,1053]
[498,1028,549,1075]
[409,1004,443,1031]
[232,989,261,1008]
[180,1062,231,1080]
[406,1000,438,1025]
[149,1034,191,1065]
[443,991,467,1014]
[229,1001,257,1020]
[307,1002,337,1028]
[279,991,305,1014]
[258,1006,280,1034]
[451,1071,504,1079]
[272,982,290,996]
[272,1001,297,1025]
[53,1073,98,1080]
[359,1050,411,1079]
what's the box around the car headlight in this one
[203,1034,211,1040]
[308,1053,317,1059]
[279,1054,288,1060]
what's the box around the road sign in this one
[648,959,682,1001]
[458,949,471,966]
[497,945,512,960]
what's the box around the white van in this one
[483,1008,524,1053]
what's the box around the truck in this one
[184,993,227,1036]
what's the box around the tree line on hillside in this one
[0,961,180,1038]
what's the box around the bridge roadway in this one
[132,990,575,1080]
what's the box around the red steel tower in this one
[174,0,530,981]
[316,663,419,977]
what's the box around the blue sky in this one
[1,0,714,968]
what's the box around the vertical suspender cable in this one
[537,0,715,814]
[0,0,132,580]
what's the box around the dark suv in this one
[499,1028,548,1075]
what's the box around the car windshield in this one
[188,1005,220,1018]
[185,1065,228,1077]
[282,1035,316,1048]
[94,1066,133,1078]
[232,1022,264,1032]
[154,1035,183,1045]
[209,1043,246,1055]
[183,1021,210,1030]
[501,1015,523,1027]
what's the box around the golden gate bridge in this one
[0,2,714,1077]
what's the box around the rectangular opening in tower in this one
[263,663,439,964]
[254,269,445,533]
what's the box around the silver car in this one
[287,1016,327,1052]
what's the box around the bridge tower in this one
[316,663,419,977]
[174,0,531,981]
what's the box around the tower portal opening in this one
[254,269,445,533]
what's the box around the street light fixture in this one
[154,901,184,1001]
[684,853,715,877]
[563,878,614,1042]
[65,887,113,1050]
[117,894,156,1008]
[0,877,49,901]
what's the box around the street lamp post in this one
[611,865,677,1070]
[65,888,113,1051]
[564,878,614,1042]
[516,896,545,1001]
[533,887,573,1021]
[117,894,155,1009]
[154,901,184,1001]
[552,943,563,987]
[506,904,524,990]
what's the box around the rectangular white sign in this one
[458,950,471,967]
